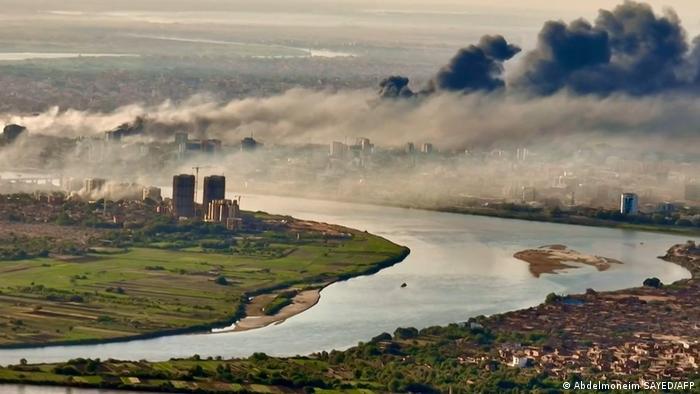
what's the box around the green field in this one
[0,357,383,393]
[0,228,407,347]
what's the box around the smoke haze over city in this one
[0,1,699,211]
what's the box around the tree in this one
[676,219,693,227]
[371,332,392,342]
[643,277,663,288]
[651,214,667,224]
[544,293,561,304]
[55,212,74,226]
[251,352,269,361]
[393,327,419,340]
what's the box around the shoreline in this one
[0,245,410,353]
[3,171,698,236]
[227,288,322,332]
[240,190,700,236]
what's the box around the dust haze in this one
[0,1,699,210]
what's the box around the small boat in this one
[400,282,407,288]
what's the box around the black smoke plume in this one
[380,1,700,98]
[426,35,520,93]
[514,1,691,95]
[378,76,415,98]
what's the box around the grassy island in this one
[0,194,409,347]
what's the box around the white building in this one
[510,355,530,368]
[358,137,372,153]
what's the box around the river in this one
[0,194,691,367]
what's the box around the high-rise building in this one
[516,147,529,161]
[178,139,222,157]
[202,139,222,153]
[105,130,122,142]
[172,174,195,218]
[231,199,240,218]
[685,184,700,202]
[358,137,373,153]
[330,141,347,158]
[174,132,188,145]
[405,142,415,154]
[522,186,537,202]
[203,175,226,210]
[142,186,162,201]
[421,143,434,154]
[620,193,639,215]
[241,137,259,152]
[84,178,106,195]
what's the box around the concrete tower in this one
[203,175,226,212]
[172,174,195,218]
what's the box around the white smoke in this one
[2,88,699,152]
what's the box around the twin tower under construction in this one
[172,174,240,228]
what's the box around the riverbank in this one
[0,207,410,349]
[2,241,696,393]
[227,241,410,333]
[241,190,700,237]
[430,205,700,236]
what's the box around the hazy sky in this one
[5,1,700,15]
[5,1,700,38]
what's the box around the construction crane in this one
[191,165,212,203]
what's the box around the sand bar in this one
[232,289,321,331]
[514,244,623,277]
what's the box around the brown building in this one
[205,199,240,224]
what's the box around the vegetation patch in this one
[0,198,409,347]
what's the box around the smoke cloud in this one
[376,35,520,98]
[425,35,520,94]
[2,89,700,154]
[513,1,692,95]
[375,1,700,98]
[378,76,415,99]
